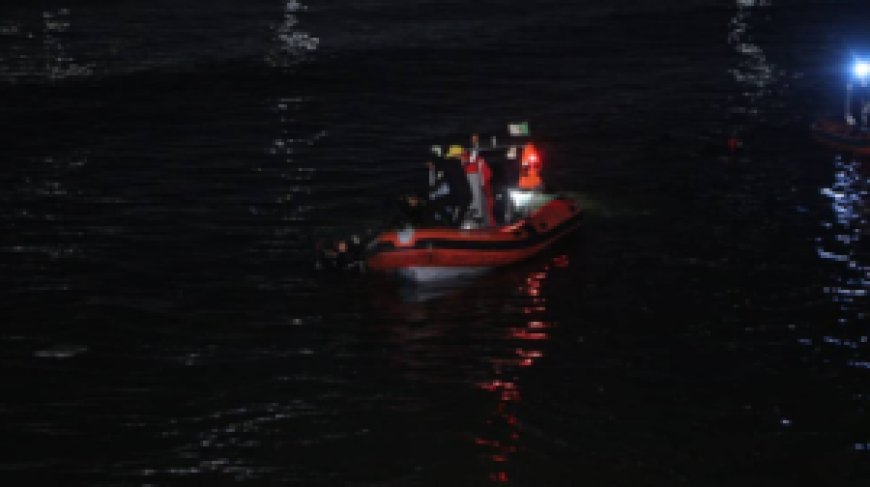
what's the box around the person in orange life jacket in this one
[518,142,542,190]
[462,133,495,226]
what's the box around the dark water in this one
[2,1,869,485]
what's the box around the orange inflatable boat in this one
[365,196,582,282]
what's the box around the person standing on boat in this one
[463,133,495,227]
[428,154,471,226]
[518,142,543,190]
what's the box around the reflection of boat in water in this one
[473,254,568,484]
[365,196,582,282]
[814,59,870,156]
[368,251,572,483]
[364,123,582,283]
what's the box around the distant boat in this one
[814,58,870,156]
[812,117,870,156]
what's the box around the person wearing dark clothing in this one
[426,173,452,225]
[428,157,472,226]
[486,149,515,225]
[385,192,433,228]
[315,237,363,272]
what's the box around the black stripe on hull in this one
[812,128,870,149]
[368,211,583,254]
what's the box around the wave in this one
[0,2,319,85]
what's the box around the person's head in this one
[471,133,480,146]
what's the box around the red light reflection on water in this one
[475,254,569,483]
[489,471,510,483]
[508,328,548,341]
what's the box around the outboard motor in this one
[315,233,366,273]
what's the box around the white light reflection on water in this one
[815,155,869,379]
[260,0,326,242]
[1,151,89,289]
[265,0,319,68]
[148,400,314,481]
[260,94,326,246]
[257,1,324,252]
[130,5,325,478]
[727,0,781,120]
[0,8,94,83]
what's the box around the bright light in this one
[854,61,870,78]
[509,189,533,208]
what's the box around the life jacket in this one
[518,143,542,189]
[462,148,481,174]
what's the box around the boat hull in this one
[365,197,582,282]
[812,118,870,155]
[397,266,491,282]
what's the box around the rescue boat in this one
[812,118,870,156]
[364,122,583,282]
[814,58,870,156]
[365,194,582,282]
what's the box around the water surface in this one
[1,1,869,485]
